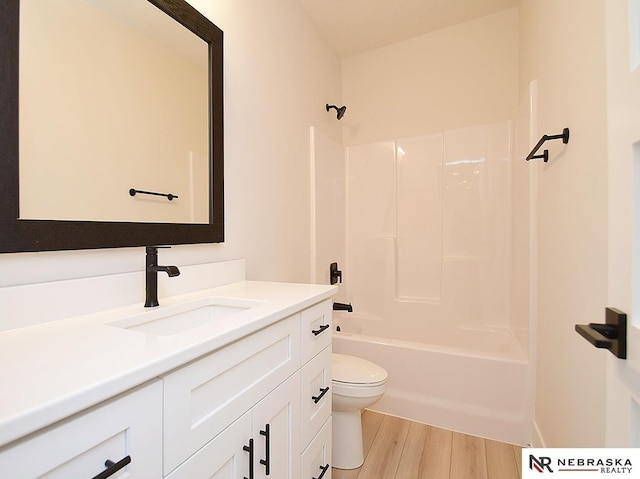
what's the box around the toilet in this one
[331,353,388,469]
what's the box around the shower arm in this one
[325,103,346,120]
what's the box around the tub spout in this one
[333,302,353,313]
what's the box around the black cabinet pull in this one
[243,438,254,479]
[312,324,330,336]
[312,386,330,404]
[313,463,330,479]
[91,456,131,479]
[260,424,271,475]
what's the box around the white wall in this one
[192,0,343,283]
[341,8,519,146]
[519,0,608,447]
[0,0,341,296]
[311,127,346,291]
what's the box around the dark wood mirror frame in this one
[0,0,224,253]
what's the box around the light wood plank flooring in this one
[332,411,523,479]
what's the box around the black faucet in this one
[145,246,180,307]
[333,302,353,313]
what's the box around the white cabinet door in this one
[165,412,252,479]
[163,315,300,474]
[0,381,162,479]
[167,374,301,479]
[252,373,301,479]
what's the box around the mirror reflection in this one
[19,0,210,223]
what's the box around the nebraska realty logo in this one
[522,449,640,478]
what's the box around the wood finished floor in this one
[332,411,523,479]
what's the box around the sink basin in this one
[107,298,262,336]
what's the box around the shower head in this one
[326,103,346,120]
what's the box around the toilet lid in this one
[332,353,388,385]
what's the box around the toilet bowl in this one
[332,353,388,469]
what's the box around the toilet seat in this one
[332,353,388,387]
[332,380,386,398]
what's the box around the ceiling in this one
[297,0,519,58]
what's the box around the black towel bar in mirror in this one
[130,188,178,201]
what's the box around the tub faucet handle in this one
[330,262,342,284]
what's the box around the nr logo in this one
[529,455,554,473]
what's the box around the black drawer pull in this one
[313,463,330,479]
[243,438,254,479]
[91,456,131,479]
[312,386,330,404]
[312,324,330,336]
[260,423,271,475]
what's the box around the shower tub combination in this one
[328,120,532,446]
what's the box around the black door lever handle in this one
[575,307,626,359]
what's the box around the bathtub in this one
[332,312,531,446]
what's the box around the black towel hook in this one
[525,127,570,163]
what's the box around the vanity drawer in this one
[301,417,332,479]
[301,345,332,448]
[301,300,332,364]
[163,314,301,475]
[0,380,162,479]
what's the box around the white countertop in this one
[0,280,337,448]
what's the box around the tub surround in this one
[0,260,337,449]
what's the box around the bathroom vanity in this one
[0,275,335,478]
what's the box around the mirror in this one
[0,0,224,252]
[21,0,210,224]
